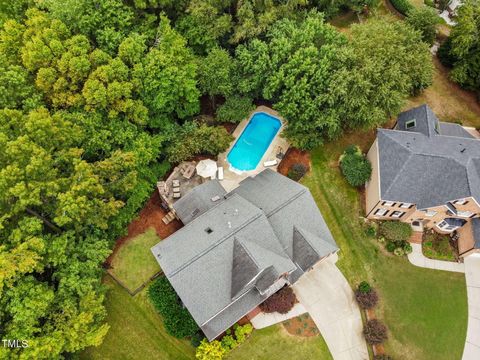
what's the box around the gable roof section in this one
[396,104,440,136]
[293,226,338,271]
[440,122,476,139]
[377,107,480,209]
[173,180,227,224]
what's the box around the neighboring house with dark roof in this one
[151,169,338,340]
[365,104,480,257]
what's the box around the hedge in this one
[148,276,199,338]
[390,0,414,16]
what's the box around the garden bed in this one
[278,148,311,177]
[422,231,457,261]
[282,314,319,337]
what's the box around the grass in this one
[80,276,194,360]
[226,324,332,360]
[109,228,161,292]
[302,133,467,360]
[423,232,456,261]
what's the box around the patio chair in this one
[183,164,195,179]
[217,167,224,181]
[173,192,181,199]
[173,187,180,193]
[172,179,180,187]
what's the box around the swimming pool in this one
[227,112,282,171]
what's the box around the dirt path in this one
[106,191,182,265]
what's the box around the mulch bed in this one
[282,313,319,338]
[366,308,385,356]
[277,148,311,176]
[105,191,182,266]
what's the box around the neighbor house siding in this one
[365,139,381,216]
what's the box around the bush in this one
[386,241,396,252]
[403,242,413,254]
[363,319,388,345]
[365,225,377,238]
[378,221,412,242]
[389,0,414,15]
[191,332,205,347]
[393,247,405,256]
[340,146,372,187]
[287,163,308,181]
[260,286,296,314]
[234,323,253,343]
[148,277,199,338]
[355,283,379,309]
[424,0,435,6]
[196,339,226,360]
[216,96,255,123]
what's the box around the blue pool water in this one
[227,112,281,171]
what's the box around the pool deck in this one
[217,106,289,192]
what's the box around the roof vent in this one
[461,148,466,153]
[205,227,213,234]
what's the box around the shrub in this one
[377,236,386,244]
[148,277,199,338]
[216,96,255,123]
[287,163,308,181]
[196,339,226,360]
[386,241,396,252]
[340,146,372,187]
[234,323,253,343]
[220,334,237,351]
[393,247,405,256]
[390,0,414,15]
[358,281,371,293]
[363,319,388,345]
[260,286,296,314]
[403,242,413,254]
[424,0,435,6]
[355,283,379,309]
[365,225,377,238]
[191,332,205,347]
[378,221,412,242]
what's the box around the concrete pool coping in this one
[217,106,289,192]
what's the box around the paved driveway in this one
[463,255,480,359]
[292,256,368,360]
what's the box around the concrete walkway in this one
[250,303,307,329]
[292,257,368,360]
[462,255,480,359]
[407,243,465,273]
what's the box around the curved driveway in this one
[292,255,368,360]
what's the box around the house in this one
[151,169,338,340]
[365,104,480,257]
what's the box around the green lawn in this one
[302,137,467,360]
[80,276,195,360]
[109,228,161,291]
[227,324,332,360]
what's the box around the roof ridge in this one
[168,210,264,277]
[266,187,307,217]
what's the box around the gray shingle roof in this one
[173,180,226,224]
[377,105,480,209]
[151,169,338,340]
[472,218,480,249]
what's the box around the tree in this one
[340,146,372,187]
[166,121,233,163]
[259,286,297,314]
[330,17,433,131]
[216,95,254,123]
[136,16,200,127]
[406,7,440,45]
[443,0,480,93]
[198,47,234,108]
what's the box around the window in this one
[382,201,396,207]
[454,199,468,205]
[374,208,388,216]
[391,211,405,218]
[400,203,413,209]
[424,210,437,217]
[457,210,474,218]
[405,119,416,129]
[437,221,458,232]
